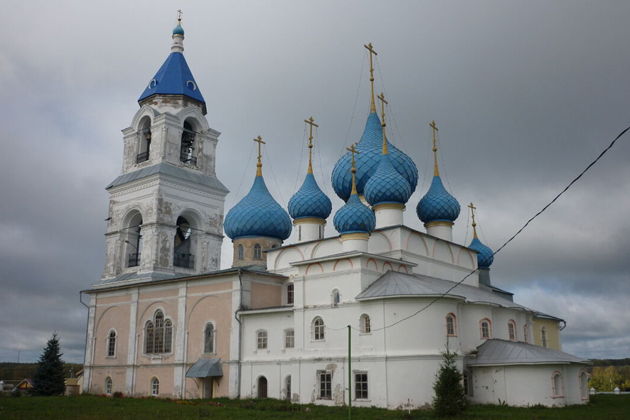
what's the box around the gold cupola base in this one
[231,237,282,268]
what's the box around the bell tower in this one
[101,17,228,282]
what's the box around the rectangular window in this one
[285,329,295,348]
[355,372,368,400]
[318,370,332,399]
[287,283,294,305]
[257,331,268,350]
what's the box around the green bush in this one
[432,351,467,417]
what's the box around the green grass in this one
[0,394,629,419]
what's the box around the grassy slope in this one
[0,395,629,420]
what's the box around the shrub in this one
[432,351,467,417]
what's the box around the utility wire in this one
[340,124,630,333]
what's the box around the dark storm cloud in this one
[1,0,629,362]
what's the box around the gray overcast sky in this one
[1,0,629,363]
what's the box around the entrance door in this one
[257,376,268,398]
[202,378,213,399]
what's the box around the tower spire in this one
[468,202,478,238]
[253,135,266,176]
[171,10,185,53]
[429,120,440,177]
[364,43,378,113]
[304,117,319,174]
[377,92,389,154]
[346,143,360,195]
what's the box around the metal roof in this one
[355,271,530,310]
[106,162,229,193]
[186,358,223,378]
[467,339,589,366]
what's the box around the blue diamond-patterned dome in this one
[333,193,376,235]
[364,153,412,206]
[224,175,292,240]
[288,173,332,221]
[417,176,460,223]
[331,112,418,201]
[469,237,494,268]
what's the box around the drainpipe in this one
[234,270,243,399]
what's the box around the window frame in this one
[286,283,294,305]
[284,328,295,349]
[508,320,517,341]
[317,370,332,400]
[151,377,160,397]
[105,376,113,395]
[204,322,215,354]
[541,326,548,348]
[237,244,244,260]
[354,371,368,400]
[313,317,325,341]
[523,324,529,343]
[106,329,117,358]
[144,309,173,355]
[253,243,262,260]
[331,289,340,307]
[446,313,457,337]
[480,318,492,339]
[551,371,563,398]
[360,314,371,334]
[257,330,268,350]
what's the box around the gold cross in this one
[364,43,378,112]
[377,92,389,153]
[430,120,440,176]
[346,143,360,172]
[468,202,478,238]
[253,135,266,175]
[304,117,319,174]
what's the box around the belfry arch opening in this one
[180,119,197,165]
[137,116,151,163]
[124,211,143,268]
[174,215,194,269]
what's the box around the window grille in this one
[355,372,368,399]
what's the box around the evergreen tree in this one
[32,334,66,396]
[432,351,467,417]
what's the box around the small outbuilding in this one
[466,339,590,407]
[13,379,34,395]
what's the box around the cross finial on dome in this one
[377,92,389,154]
[171,10,185,52]
[177,9,183,22]
[430,120,440,176]
[364,43,378,113]
[304,117,319,174]
[346,143,360,195]
[468,202,478,238]
[253,136,266,176]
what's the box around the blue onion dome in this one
[469,237,494,268]
[332,112,418,201]
[417,176,460,223]
[224,175,292,240]
[364,152,412,206]
[288,173,332,221]
[333,193,376,235]
[173,23,185,35]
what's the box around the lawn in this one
[0,394,629,420]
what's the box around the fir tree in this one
[32,334,66,396]
[432,351,467,417]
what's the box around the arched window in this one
[180,120,196,165]
[105,377,113,395]
[541,326,548,348]
[257,330,268,350]
[144,310,172,354]
[284,328,295,348]
[446,313,457,336]
[174,216,194,269]
[125,212,143,268]
[480,318,492,339]
[579,371,589,400]
[298,225,302,241]
[286,283,294,305]
[237,244,244,260]
[552,371,562,397]
[204,323,215,353]
[107,330,116,357]
[151,377,160,396]
[508,320,517,341]
[137,116,151,163]
[253,244,262,260]
[524,324,529,343]
[313,317,325,341]
[360,314,371,333]
[331,289,340,307]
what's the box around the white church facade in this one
[81,19,590,408]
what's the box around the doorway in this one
[257,376,268,398]
[202,378,213,399]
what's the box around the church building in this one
[82,19,590,408]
